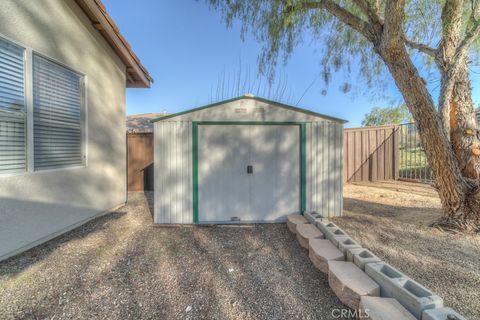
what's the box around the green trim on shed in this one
[151,95,347,124]
[191,121,307,223]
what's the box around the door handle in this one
[247,165,253,174]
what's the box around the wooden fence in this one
[343,125,399,182]
[127,132,154,191]
[128,125,400,190]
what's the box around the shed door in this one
[198,124,300,223]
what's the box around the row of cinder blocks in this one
[286,214,465,320]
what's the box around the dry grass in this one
[0,192,345,320]
[332,181,480,319]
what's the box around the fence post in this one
[393,126,399,180]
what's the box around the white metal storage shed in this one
[152,95,346,224]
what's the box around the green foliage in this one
[206,0,479,98]
[208,0,383,89]
[361,104,411,126]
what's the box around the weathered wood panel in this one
[127,133,154,191]
[343,125,399,182]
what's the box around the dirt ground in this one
[0,192,346,320]
[332,181,480,319]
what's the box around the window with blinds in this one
[33,54,84,170]
[0,38,26,174]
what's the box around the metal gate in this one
[399,123,433,183]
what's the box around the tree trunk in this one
[441,63,480,230]
[377,44,480,231]
[448,64,480,180]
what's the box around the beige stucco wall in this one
[0,0,127,260]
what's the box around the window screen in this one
[33,54,84,170]
[0,38,26,174]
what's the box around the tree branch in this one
[437,0,465,71]
[352,0,384,35]
[299,1,375,42]
[438,0,480,131]
[353,0,384,23]
[381,0,406,52]
[439,19,480,122]
[404,39,437,56]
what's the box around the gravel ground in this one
[0,192,346,320]
[332,181,480,319]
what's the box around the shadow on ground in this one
[333,182,480,319]
[0,192,346,320]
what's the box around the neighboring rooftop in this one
[127,113,167,133]
[75,0,153,88]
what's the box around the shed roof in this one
[75,0,152,88]
[151,95,348,123]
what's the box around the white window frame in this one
[0,33,88,176]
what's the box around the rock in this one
[328,261,380,310]
[286,215,308,234]
[296,224,324,249]
[308,239,345,273]
[359,296,416,320]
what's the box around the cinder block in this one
[330,235,349,247]
[353,249,381,271]
[365,262,407,297]
[366,262,443,319]
[304,211,323,224]
[308,239,345,273]
[325,227,348,244]
[286,214,308,234]
[337,236,362,254]
[346,247,364,262]
[328,261,380,310]
[422,307,466,320]
[359,296,416,320]
[296,224,325,249]
[316,221,338,235]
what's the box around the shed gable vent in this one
[234,108,247,114]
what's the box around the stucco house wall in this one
[0,0,128,261]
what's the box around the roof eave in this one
[75,0,153,88]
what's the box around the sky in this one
[102,0,480,128]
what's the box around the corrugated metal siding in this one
[154,99,344,223]
[154,121,193,223]
[306,122,343,217]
